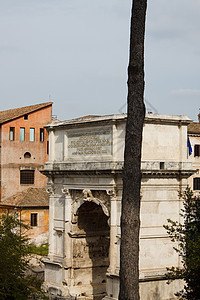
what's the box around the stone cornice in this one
[45,113,191,130]
[41,163,194,178]
[142,169,194,178]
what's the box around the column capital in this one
[62,188,71,197]
[106,188,117,199]
[46,183,55,196]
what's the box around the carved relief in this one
[83,189,94,201]
[71,190,83,204]
[73,236,109,262]
[93,190,111,211]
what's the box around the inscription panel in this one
[67,129,112,156]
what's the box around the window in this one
[24,114,28,120]
[20,127,25,142]
[31,213,37,226]
[47,141,49,155]
[193,177,200,190]
[24,152,31,158]
[30,128,35,142]
[194,145,200,157]
[40,128,44,142]
[20,170,34,184]
[160,162,165,170]
[9,127,15,141]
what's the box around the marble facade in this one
[42,113,193,300]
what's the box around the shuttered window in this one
[194,145,200,157]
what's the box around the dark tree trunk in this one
[119,1,147,300]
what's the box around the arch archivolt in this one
[70,189,113,224]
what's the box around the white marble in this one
[43,113,193,300]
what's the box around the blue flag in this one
[187,137,192,156]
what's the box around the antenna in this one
[145,98,158,114]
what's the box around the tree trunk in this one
[119,0,147,299]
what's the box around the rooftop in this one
[188,122,200,134]
[0,187,49,208]
[0,102,53,125]
[46,113,192,129]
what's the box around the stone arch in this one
[71,199,110,299]
[71,189,110,225]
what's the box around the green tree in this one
[0,213,46,300]
[119,0,147,299]
[164,187,200,299]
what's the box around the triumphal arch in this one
[42,113,193,300]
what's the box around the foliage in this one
[0,213,47,300]
[164,187,200,299]
[29,243,49,256]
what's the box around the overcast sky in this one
[0,0,200,122]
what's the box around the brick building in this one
[0,102,52,200]
[0,102,52,244]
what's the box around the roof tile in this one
[0,187,49,208]
[188,122,200,134]
[0,102,53,124]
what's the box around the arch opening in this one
[72,201,110,299]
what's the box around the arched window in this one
[24,152,31,158]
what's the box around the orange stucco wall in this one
[0,207,49,242]
[0,105,52,200]
[21,208,49,240]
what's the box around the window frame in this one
[20,170,35,185]
[40,128,44,142]
[31,213,38,227]
[20,127,25,142]
[9,127,15,141]
[29,128,35,142]
[47,141,49,155]
[193,177,200,190]
[194,145,200,157]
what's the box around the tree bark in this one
[119,0,147,299]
